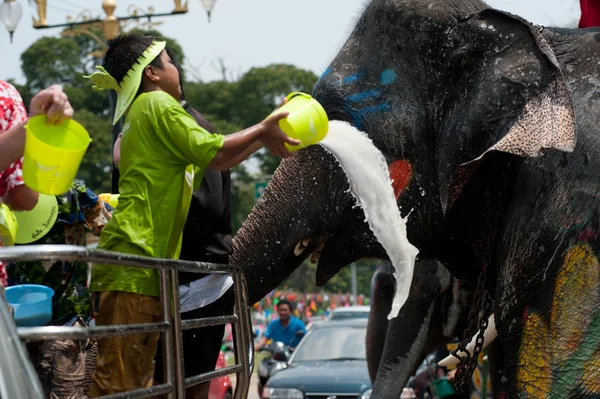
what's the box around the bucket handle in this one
[285,92,312,101]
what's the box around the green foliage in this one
[20,37,83,92]
[74,109,113,193]
[281,260,380,297]
[235,64,318,126]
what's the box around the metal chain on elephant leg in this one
[451,266,492,394]
[456,291,493,393]
[450,160,514,393]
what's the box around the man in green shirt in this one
[85,33,299,396]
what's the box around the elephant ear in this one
[438,9,576,211]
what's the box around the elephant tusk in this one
[438,314,497,368]
[294,239,311,257]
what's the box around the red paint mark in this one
[577,227,598,242]
[522,306,529,324]
[498,393,508,399]
[388,160,412,199]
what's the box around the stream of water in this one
[319,120,419,319]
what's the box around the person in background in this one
[579,0,600,28]
[0,82,74,288]
[256,299,306,350]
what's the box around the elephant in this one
[231,0,600,397]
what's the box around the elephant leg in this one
[486,340,503,399]
[367,262,395,382]
[371,260,454,399]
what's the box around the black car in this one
[262,318,372,399]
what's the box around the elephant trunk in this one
[230,153,325,304]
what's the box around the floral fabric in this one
[0,80,28,287]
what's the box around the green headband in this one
[84,40,167,125]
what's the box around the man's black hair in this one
[277,299,293,311]
[102,33,164,84]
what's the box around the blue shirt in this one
[264,317,306,347]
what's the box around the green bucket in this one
[430,378,455,398]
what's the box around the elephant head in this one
[232,0,576,392]
[310,0,575,280]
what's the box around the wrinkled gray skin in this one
[232,0,600,397]
[367,261,472,386]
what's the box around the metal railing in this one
[0,245,253,399]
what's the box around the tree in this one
[74,109,112,193]
[235,65,318,175]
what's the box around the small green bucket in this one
[430,378,455,398]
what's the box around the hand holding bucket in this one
[270,92,329,152]
[23,115,91,195]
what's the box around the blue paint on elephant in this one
[313,67,332,96]
[344,102,392,131]
[347,89,382,102]
[343,106,365,130]
[363,103,392,113]
[343,71,366,84]
[380,69,398,85]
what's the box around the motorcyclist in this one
[255,299,306,350]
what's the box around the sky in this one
[0,0,582,85]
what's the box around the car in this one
[261,319,372,399]
[305,319,324,331]
[208,350,233,399]
[329,305,371,320]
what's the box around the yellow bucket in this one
[13,194,59,244]
[99,193,119,209]
[23,115,91,195]
[0,204,17,246]
[272,92,329,152]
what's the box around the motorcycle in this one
[256,331,305,397]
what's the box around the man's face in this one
[154,50,182,101]
[278,304,291,321]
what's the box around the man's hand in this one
[29,85,74,125]
[259,111,300,158]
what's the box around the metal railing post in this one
[0,246,252,399]
[169,268,186,397]
[160,268,176,399]
[231,272,250,399]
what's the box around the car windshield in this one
[330,311,370,320]
[292,326,366,362]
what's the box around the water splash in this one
[319,120,419,319]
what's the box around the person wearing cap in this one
[85,33,299,396]
[113,88,236,398]
[0,81,73,288]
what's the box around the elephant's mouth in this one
[293,236,327,263]
[292,232,363,287]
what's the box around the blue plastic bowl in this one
[5,284,54,327]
